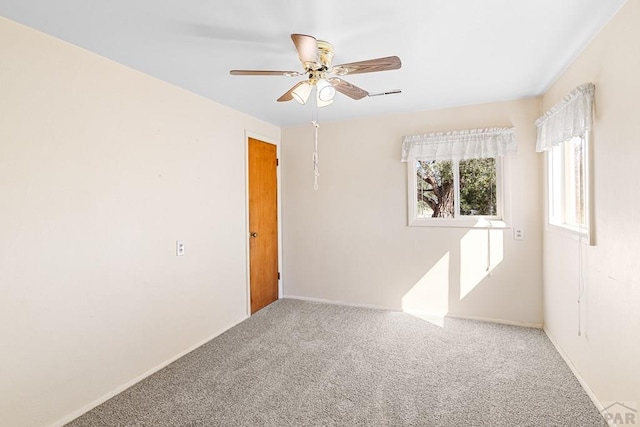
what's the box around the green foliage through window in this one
[460,158,496,216]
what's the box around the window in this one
[415,158,499,219]
[536,83,593,238]
[548,137,587,231]
[402,127,514,227]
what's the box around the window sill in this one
[409,218,509,229]
[545,222,589,241]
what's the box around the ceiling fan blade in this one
[291,34,319,65]
[329,78,368,100]
[277,82,305,102]
[332,56,402,75]
[230,70,301,76]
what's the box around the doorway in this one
[248,137,279,314]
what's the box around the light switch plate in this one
[176,240,185,256]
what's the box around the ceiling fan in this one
[230,34,402,107]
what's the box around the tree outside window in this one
[416,158,498,219]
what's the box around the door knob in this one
[250,232,258,238]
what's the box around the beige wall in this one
[281,98,543,325]
[542,0,640,409]
[0,17,279,427]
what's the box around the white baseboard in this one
[284,295,543,329]
[446,313,543,329]
[283,295,392,312]
[543,327,612,426]
[49,315,249,427]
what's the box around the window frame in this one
[545,132,591,239]
[407,156,509,228]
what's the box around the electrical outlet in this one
[176,240,185,256]
[514,228,525,241]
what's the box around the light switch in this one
[176,240,185,256]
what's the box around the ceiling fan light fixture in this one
[292,82,312,104]
[316,95,334,108]
[316,78,336,102]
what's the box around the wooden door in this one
[248,138,279,314]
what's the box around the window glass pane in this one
[547,137,587,230]
[459,158,497,216]
[562,137,586,227]
[548,145,563,224]
[416,160,454,218]
[571,137,586,226]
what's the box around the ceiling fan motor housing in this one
[316,40,334,68]
[306,40,335,80]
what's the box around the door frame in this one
[244,130,283,316]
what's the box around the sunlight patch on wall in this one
[460,229,503,300]
[402,252,450,326]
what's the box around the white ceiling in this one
[0,0,626,127]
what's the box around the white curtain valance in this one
[401,127,516,162]
[536,82,594,152]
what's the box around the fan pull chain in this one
[312,120,320,190]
